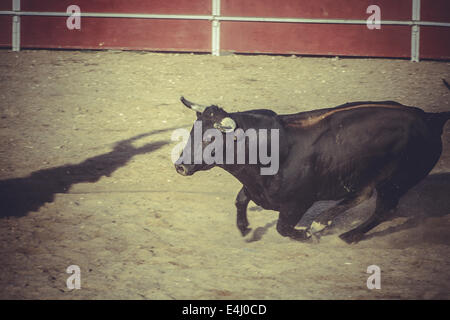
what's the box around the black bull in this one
[174,97,450,243]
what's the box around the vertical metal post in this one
[12,0,20,51]
[211,0,220,56]
[411,0,420,62]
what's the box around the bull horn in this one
[180,96,207,113]
[214,117,237,133]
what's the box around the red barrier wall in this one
[21,0,211,15]
[221,0,412,20]
[21,16,211,52]
[0,17,11,47]
[221,22,411,58]
[421,0,450,23]
[420,0,450,59]
[0,0,448,59]
[421,26,450,60]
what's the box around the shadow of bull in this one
[0,130,171,218]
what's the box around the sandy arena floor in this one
[0,50,449,299]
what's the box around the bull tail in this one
[424,79,450,135]
[427,111,450,135]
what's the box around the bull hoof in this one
[288,227,312,242]
[277,221,311,241]
[239,227,252,237]
[310,221,327,233]
[339,231,364,244]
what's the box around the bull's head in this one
[174,97,238,176]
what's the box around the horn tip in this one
[180,96,191,107]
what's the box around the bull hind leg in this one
[339,163,434,244]
[310,186,374,236]
[339,192,399,244]
[339,137,443,244]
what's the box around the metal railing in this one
[1,0,449,61]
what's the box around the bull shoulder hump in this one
[284,102,410,128]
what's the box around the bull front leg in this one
[235,186,251,237]
[276,202,312,241]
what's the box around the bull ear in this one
[180,96,207,114]
[214,117,237,133]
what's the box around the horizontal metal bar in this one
[0,10,449,27]
[418,21,450,27]
[0,11,213,20]
[220,16,383,24]
[219,16,450,27]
